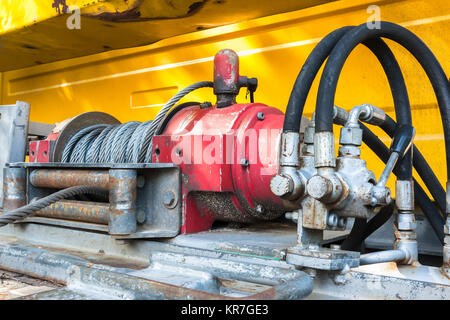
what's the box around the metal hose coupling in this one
[270,131,305,200]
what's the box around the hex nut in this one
[397,213,416,231]
[339,127,363,146]
[270,174,293,197]
[307,175,332,200]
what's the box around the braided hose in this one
[61,81,213,163]
[0,186,108,227]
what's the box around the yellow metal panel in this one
[1,0,449,198]
[0,0,332,71]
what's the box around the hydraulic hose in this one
[283,25,414,180]
[341,203,394,251]
[360,122,445,244]
[315,22,450,183]
[0,186,108,227]
[380,115,446,216]
[283,26,353,133]
[282,24,445,239]
[342,124,444,249]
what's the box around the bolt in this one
[256,204,265,214]
[327,213,339,228]
[240,158,249,167]
[307,175,332,201]
[136,209,146,223]
[162,191,176,208]
[337,217,347,229]
[270,174,293,197]
[285,211,298,222]
[256,112,265,120]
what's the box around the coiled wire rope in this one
[61,81,213,163]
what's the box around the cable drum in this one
[61,81,213,163]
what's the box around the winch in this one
[0,19,449,300]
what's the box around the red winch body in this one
[28,49,288,234]
[152,101,284,233]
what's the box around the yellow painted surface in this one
[0,0,331,71]
[1,0,449,197]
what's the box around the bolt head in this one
[162,191,176,208]
[339,127,363,146]
[307,175,332,200]
[240,158,249,167]
[256,112,265,120]
[270,174,293,197]
[256,204,265,214]
[337,217,347,229]
[327,213,339,228]
[397,213,416,231]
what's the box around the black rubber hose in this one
[283,26,354,133]
[282,25,443,204]
[281,24,445,239]
[341,203,394,251]
[341,218,368,251]
[283,26,414,180]
[315,22,450,181]
[0,186,108,227]
[342,124,444,249]
[358,37,413,180]
[380,115,446,215]
[360,122,445,244]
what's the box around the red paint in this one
[152,102,285,233]
[213,49,240,94]
[29,133,58,162]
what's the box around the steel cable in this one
[61,81,213,163]
[0,186,108,227]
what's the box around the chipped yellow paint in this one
[0,0,449,198]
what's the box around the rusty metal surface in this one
[0,240,313,300]
[2,168,26,211]
[0,226,449,299]
[108,169,137,235]
[11,162,182,239]
[30,169,110,189]
[35,200,109,224]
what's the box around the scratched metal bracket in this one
[286,246,360,270]
[0,101,30,208]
